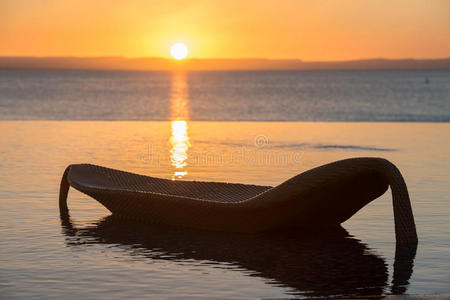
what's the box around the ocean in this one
[0,69,449,299]
[1,69,449,121]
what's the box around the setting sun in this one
[171,43,188,60]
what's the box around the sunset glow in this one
[1,0,449,60]
[2,0,450,297]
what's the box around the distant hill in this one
[1,56,449,71]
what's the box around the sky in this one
[1,0,450,60]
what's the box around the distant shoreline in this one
[1,56,449,71]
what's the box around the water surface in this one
[1,69,449,298]
[1,121,449,299]
[1,69,449,121]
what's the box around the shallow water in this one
[1,121,449,299]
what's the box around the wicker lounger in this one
[59,157,418,245]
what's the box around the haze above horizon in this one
[1,0,450,61]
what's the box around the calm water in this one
[0,69,449,298]
[1,121,449,299]
[0,69,449,121]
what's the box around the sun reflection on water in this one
[170,120,190,179]
[170,72,190,180]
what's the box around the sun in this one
[170,43,188,60]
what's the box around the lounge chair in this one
[59,157,418,245]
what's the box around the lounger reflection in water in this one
[59,157,417,245]
[60,214,416,297]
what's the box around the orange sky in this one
[1,0,449,60]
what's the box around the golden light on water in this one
[169,71,190,180]
[170,120,189,171]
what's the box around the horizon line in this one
[1,56,449,71]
